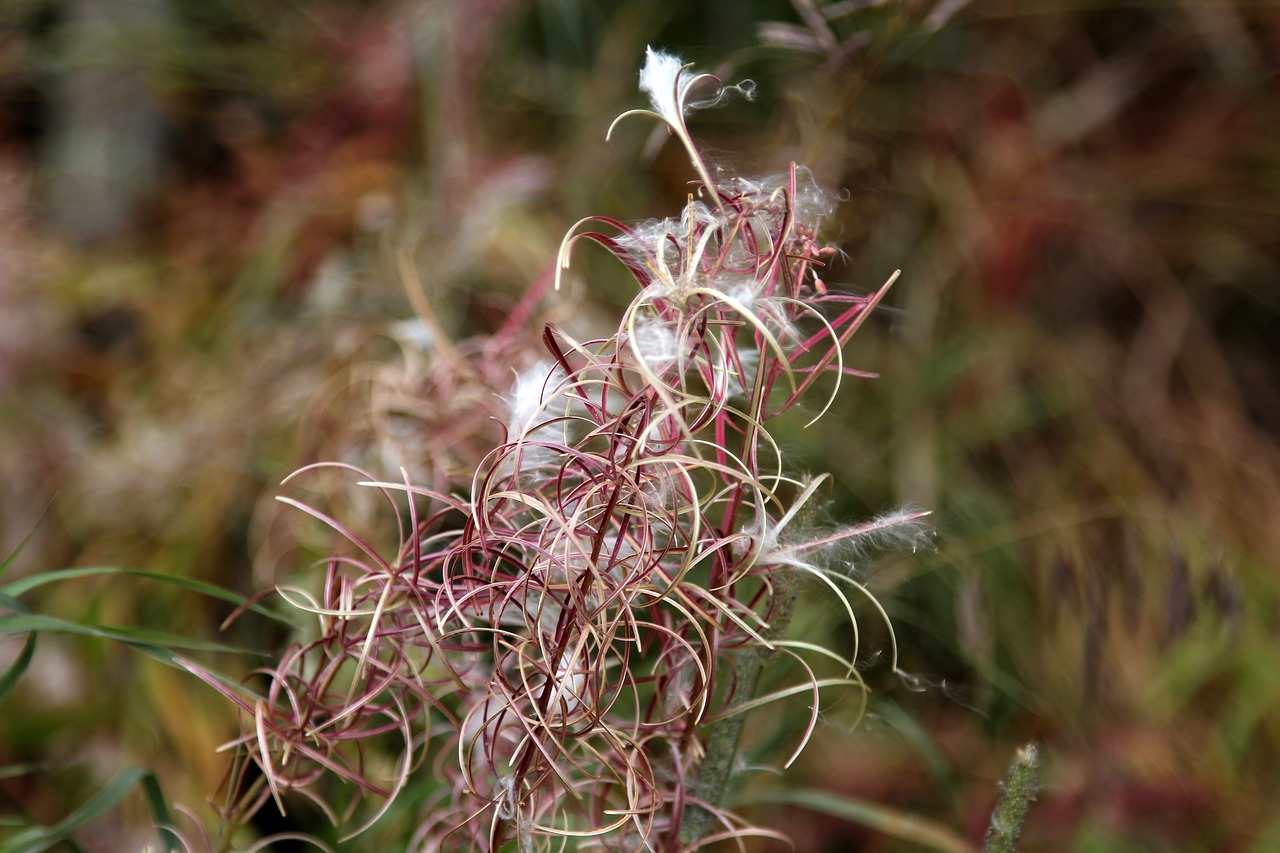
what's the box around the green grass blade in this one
[0,566,292,625]
[0,629,36,705]
[0,501,54,584]
[742,788,977,853]
[0,767,178,853]
[0,590,35,706]
[0,613,255,655]
[0,613,265,700]
[138,771,181,852]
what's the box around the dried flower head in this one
[191,46,921,852]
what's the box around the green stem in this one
[678,570,798,848]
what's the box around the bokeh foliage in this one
[1,1,1277,850]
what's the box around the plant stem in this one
[678,570,798,848]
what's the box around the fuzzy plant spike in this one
[191,46,923,852]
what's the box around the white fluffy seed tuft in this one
[505,359,564,438]
[639,46,687,128]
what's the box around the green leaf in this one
[0,767,179,853]
[0,613,253,655]
[0,501,53,584]
[0,612,265,701]
[741,788,977,853]
[0,630,36,705]
[0,589,35,706]
[0,566,292,625]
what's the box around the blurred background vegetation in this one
[1,0,1277,850]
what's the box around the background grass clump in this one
[1,1,1278,850]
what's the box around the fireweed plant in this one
[186,47,927,852]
